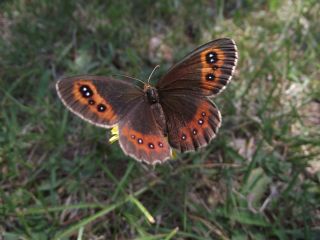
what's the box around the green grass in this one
[1,0,319,239]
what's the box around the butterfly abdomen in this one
[143,86,168,137]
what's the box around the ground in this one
[0,0,319,239]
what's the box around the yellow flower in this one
[109,125,119,143]
[171,149,177,159]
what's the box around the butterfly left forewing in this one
[56,75,142,128]
[157,38,238,97]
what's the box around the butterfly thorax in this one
[145,85,159,105]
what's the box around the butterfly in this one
[56,38,238,165]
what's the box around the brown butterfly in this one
[56,38,238,165]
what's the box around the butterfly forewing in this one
[56,76,143,128]
[157,38,238,97]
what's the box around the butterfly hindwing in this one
[159,93,221,152]
[56,75,142,128]
[118,100,171,164]
[157,38,238,96]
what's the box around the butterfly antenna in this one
[112,73,146,85]
[147,65,160,85]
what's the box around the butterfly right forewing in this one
[157,38,238,97]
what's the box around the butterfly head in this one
[144,85,159,104]
[143,65,161,104]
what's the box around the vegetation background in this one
[0,0,319,239]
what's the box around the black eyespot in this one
[137,138,143,144]
[88,99,95,105]
[206,51,217,64]
[131,135,135,139]
[148,143,155,149]
[181,134,187,140]
[80,85,93,98]
[158,142,164,148]
[97,104,106,112]
[201,112,206,117]
[193,129,197,135]
[212,65,218,70]
[80,85,89,92]
[206,73,215,81]
[198,119,204,125]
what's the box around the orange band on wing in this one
[199,43,237,95]
[121,125,169,155]
[175,100,221,151]
[72,80,117,123]
[200,48,226,92]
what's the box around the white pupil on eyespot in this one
[82,87,87,91]
[86,92,90,96]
